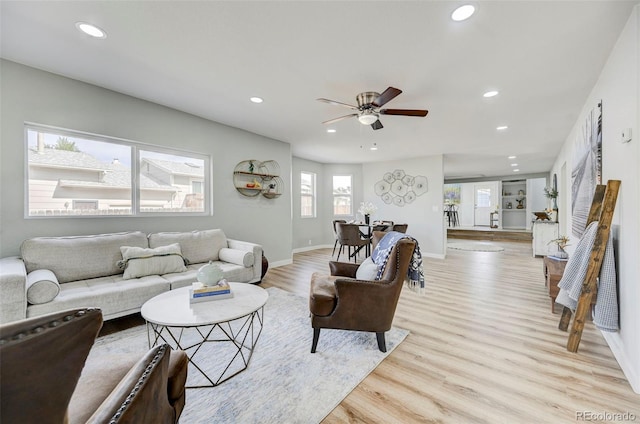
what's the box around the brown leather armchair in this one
[309,231,416,353]
[0,308,188,424]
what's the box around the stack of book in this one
[189,280,233,303]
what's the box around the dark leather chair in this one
[335,222,370,262]
[0,308,188,424]
[309,231,416,352]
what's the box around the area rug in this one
[90,287,409,423]
[447,242,505,252]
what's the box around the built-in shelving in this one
[500,180,527,229]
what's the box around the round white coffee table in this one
[141,282,268,388]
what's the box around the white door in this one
[474,184,493,226]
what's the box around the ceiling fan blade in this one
[372,87,402,107]
[317,98,359,110]
[371,120,384,130]
[322,114,358,125]
[379,108,429,117]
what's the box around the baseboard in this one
[269,258,293,268]
[292,244,332,254]
[422,252,446,260]
[602,331,640,394]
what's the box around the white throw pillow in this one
[219,248,254,268]
[120,243,187,280]
[26,269,60,304]
[355,257,380,280]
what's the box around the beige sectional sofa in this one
[0,229,262,324]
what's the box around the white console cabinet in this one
[532,221,559,257]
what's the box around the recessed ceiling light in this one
[513,169,520,172]
[496,126,508,130]
[511,163,518,167]
[483,90,499,98]
[508,155,517,159]
[250,97,263,103]
[75,22,106,39]
[326,129,336,133]
[451,5,476,21]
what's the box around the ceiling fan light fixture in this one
[358,111,378,125]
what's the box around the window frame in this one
[332,174,353,217]
[300,171,316,218]
[24,122,212,218]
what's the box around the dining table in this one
[351,222,392,258]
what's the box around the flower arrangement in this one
[358,201,377,216]
[543,187,558,199]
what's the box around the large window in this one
[333,175,352,216]
[300,171,316,218]
[25,124,211,217]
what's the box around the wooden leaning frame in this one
[557,180,620,352]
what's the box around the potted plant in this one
[544,186,558,211]
[548,235,570,259]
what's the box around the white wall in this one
[0,60,293,264]
[550,6,639,393]
[363,156,445,258]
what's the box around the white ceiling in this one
[1,1,637,179]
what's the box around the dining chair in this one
[335,223,369,263]
[392,223,408,233]
[331,219,347,258]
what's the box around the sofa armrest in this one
[0,257,27,323]
[227,239,263,283]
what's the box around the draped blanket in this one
[556,221,618,332]
[371,231,425,294]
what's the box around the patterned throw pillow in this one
[119,243,187,280]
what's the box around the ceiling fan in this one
[317,86,428,130]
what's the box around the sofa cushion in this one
[120,244,187,280]
[26,269,60,304]
[148,229,227,264]
[21,232,149,284]
[27,274,170,320]
[218,248,254,268]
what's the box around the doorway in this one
[473,184,493,226]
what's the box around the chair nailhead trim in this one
[108,344,167,424]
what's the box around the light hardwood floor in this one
[262,241,639,424]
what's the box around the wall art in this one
[374,169,428,207]
[571,101,602,239]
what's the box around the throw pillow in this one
[119,243,187,280]
[355,257,380,280]
[218,248,254,268]
[26,269,60,304]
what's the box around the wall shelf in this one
[233,160,283,198]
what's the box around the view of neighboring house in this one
[27,136,205,215]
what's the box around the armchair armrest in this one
[86,344,177,424]
[227,239,263,283]
[329,261,359,278]
[0,257,27,323]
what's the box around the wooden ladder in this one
[558,179,620,352]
